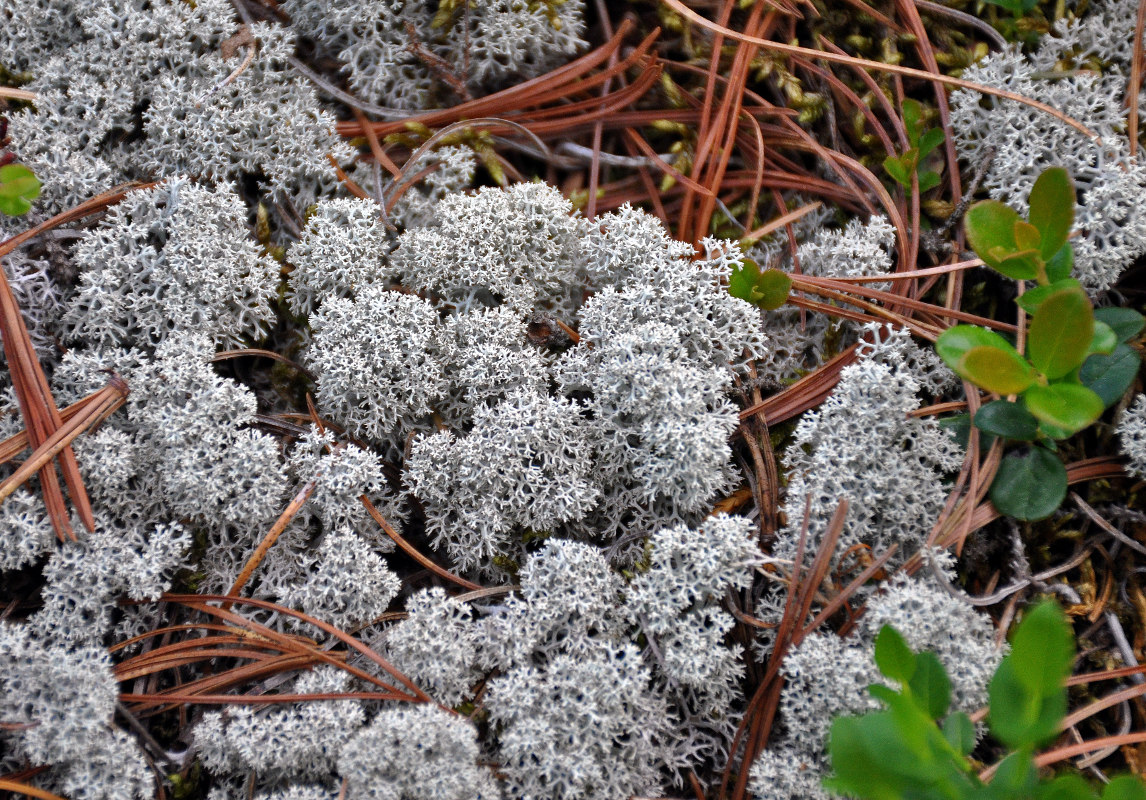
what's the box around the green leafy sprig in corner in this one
[826,601,1146,800]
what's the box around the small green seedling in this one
[884,99,946,194]
[0,163,40,216]
[936,168,1144,520]
[728,257,792,310]
[826,601,1146,800]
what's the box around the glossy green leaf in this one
[942,712,975,757]
[1015,279,1081,316]
[874,625,916,683]
[974,400,1039,441]
[1028,167,1075,261]
[1103,776,1146,800]
[1080,343,1141,408]
[908,652,951,720]
[990,447,1067,521]
[966,200,1032,277]
[1088,321,1118,357]
[1045,242,1075,283]
[1023,383,1104,435]
[936,325,1021,368]
[958,346,1038,395]
[1094,307,1145,343]
[1027,286,1094,379]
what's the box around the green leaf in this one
[728,258,764,302]
[917,170,941,193]
[874,625,916,683]
[989,447,1067,521]
[1080,343,1140,408]
[1037,775,1097,800]
[958,346,1039,395]
[1013,220,1042,253]
[1023,383,1104,435]
[902,99,923,144]
[1088,321,1118,357]
[1009,601,1074,697]
[996,249,1043,282]
[1045,243,1075,283]
[936,325,1017,365]
[1015,279,1082,316]
[990,750,1040,797]
[966,200,1033,278]
[884,155,913,188]
[728,260,791,310]
[918,127,946,158]
[974,400,1039,441]
[1027,286,1094,379]
[989,649,1068,749]
[908,652,951,720]
[824,714,919,800]
[755,268,793,310]
[1028,167,1075,261]
[942,712,975,757]
[1094,307,1146,343]
[1102,776,1146,800]
[987,601,1073,749]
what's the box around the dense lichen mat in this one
[2,1,1146,799]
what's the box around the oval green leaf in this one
[990,447,1067,521]
[1045,242,1075,283]
[1028,167,1075,261]
[1088,321,1117,357]
[936,324,1019,366]
[874,625,916,683]
[958,345,1038,395]
[728,258,764,302]
[942,712,975,757]
[1103,776,1146,800]
[974,399,1039,441]
[755,268,792,310]
[1023,383,1103,435]
[1013,219,1041,252]
[908,652,951,720]
[1027,286,1094,379]
[1094,307,1146,343]
[966,200,1033,278]
[1015,278,1081,316]
[1081,343,1141,408]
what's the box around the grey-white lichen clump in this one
[1118,394,1146,479]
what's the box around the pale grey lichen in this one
[65,178,279,351]
[337,704,499,800]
